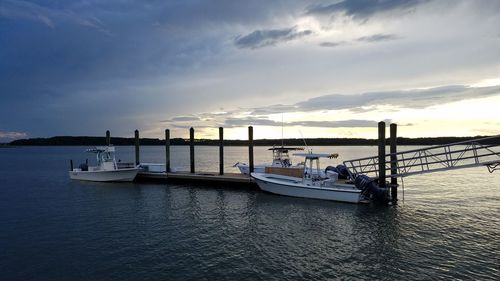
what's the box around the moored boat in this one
[69,146,139,182]
[251,153,367,203]
[235,146,304,174]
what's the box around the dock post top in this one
[105,130,111,146]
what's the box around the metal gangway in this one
[343,135,500,179]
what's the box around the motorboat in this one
[235,146,304,174]
[69,146,139,182]
[251,152,367,203]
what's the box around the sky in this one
[1,0,500,142]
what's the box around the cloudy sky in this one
[1,0,500,142]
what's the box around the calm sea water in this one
[0,146,499,280]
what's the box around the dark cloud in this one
[224,117,279,127]
[0,130,28,142]
[289,119,393,128]
[319,41,348,47]
[170,124,205,129]
[249,104,297,115]
[222,117,393,128]
[170,84,500,131]
[277,85,500,113]
[229,85,500,117]
[235,27,313,49]
[319,35,398,48]
[165,116,201,122]
[357,33,399,42]
[306,0,430,20]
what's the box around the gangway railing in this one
[343,135,500,179]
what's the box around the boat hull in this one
[69,168,139,182]
[251,173,362,203]
[237,164,265,175]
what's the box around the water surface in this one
[0,146,498,280]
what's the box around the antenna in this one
[281,113,284,148]
[299,130,311,153]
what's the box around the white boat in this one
[235,146,304,174]
[251,153,366,203]
[69,146,139,182]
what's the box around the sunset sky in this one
[1,0,500,142]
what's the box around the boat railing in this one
[343,135,500,179]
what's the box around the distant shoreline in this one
[7,135,500,146]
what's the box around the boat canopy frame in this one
[293,152,339,182]
[86,146,117,167]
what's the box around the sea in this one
[0,145,499,280]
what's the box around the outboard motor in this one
[79,163,89,171]
[354,175,389,203]
[323,166,339,181]
[325,166,339,174]
[335,164,350,179]
[354,175,373,191]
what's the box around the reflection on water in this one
[0,146,498,280]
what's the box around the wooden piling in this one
[134,129,140,165]
[165,129,170,173]
[378,121,386,188]
[219,127,224,175]
[106,130,111,146]
[190,127,195,173]
[390,123,398,203]
[248,126,254,173]
[70,160,73,171]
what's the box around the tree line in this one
[8,135,500,146]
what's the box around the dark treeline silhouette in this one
[9,135,500,146]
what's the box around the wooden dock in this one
[136,171,256,186]
[104,123,402,202]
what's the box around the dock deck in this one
[136,171,256,186]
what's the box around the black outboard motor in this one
[335,164,350,179]
[325,166,339,174]
[354,174,373,191]
[354,175,389,203]
[325,165,350,179]
[79,163,89,171]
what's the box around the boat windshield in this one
[100,151,114,162]
[86,146,116,164]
